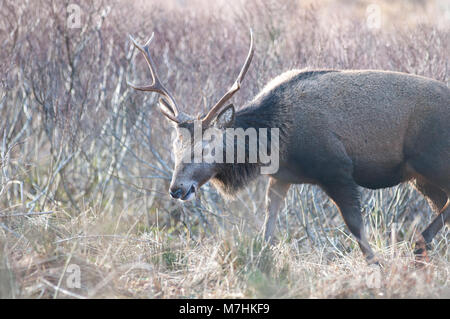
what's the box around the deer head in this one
[128,30,254,200]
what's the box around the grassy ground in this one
[1,184,449,298]
[0,0,449,298]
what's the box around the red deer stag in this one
[127,31,450,264]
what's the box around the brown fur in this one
[168,68,450,263]
[254,69,449,263]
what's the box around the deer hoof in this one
[414,235,431,267]
[366,255,382,267]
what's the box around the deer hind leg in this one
[422,200,450,243]
[409,141,450,258]
[416,199,449,264]
[412,178,449,262]
[262,178,290,243]
[412,178,448,216]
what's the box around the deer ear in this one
[213,104,235,128]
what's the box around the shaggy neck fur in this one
[210,92,293,198]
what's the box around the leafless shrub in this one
[0,0,448,298]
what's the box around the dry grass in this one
[0,0,449,298]
[1,210,449,298]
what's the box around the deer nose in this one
[169,188,183,199]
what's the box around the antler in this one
[127,33,181,122]
[202,29,254,124]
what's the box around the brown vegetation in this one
[0,0,448,298]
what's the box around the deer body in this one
[242,69,450,262]
[128,31,450,264]
[257,69,449,188]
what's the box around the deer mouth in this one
[180,184,196,201]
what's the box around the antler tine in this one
[202,29,254,124]
[127,33,180,117]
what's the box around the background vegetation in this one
[0,0,448,298]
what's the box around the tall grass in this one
[0,0,448,298]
